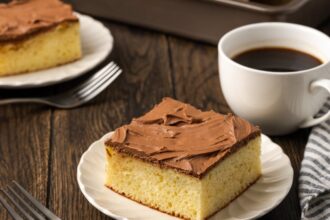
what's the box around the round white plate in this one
[0,13,113,88]
[77,133,293,220]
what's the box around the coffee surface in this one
[233,47,322,72]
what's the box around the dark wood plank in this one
[168,36,230,114]
[0,105,51,219]
[263,128,310,220]
[320,18,330,35]
[47,21,174,219]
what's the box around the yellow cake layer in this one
[0,21,81,76]
[105,137,261,220]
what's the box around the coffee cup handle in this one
[299,79,330,128]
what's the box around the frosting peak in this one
[107,97,260,178]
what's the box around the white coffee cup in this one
[218,22,330,135]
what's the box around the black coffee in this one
[232,47,323,72]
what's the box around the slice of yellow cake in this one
[0,0,81,76]
[105,98,261,220]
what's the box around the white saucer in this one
[77,132,293,220]
[0,13,113,89]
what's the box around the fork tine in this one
[82,68,122,102]
[1,189,35,220]
[77,65,121,99]
[77,64,120,98]
[13,181,61,220]
[71,61,117,95]
[75,62,118,96]
[7,186,45,220]
[0,191,24,220]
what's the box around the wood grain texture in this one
[168,36,230,114]
[47,20,173,220]
[0,105,51,219]
[0,14,329,220]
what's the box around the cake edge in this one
[105,184,190,220]
[105,131,261,179]
[205,174,261,220]
[105,170,261,220]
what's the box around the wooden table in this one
[0,14,329,220]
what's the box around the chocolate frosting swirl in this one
[106,98,260,178]
[0,0,77,41]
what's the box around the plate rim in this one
[77,132,293,220]
[0,13,113,89]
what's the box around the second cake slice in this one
[0,0,81,76]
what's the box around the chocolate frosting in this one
[106,98,260,178]
[0,0,78,41]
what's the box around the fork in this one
[0,62,122,108]
[0,181,60,220]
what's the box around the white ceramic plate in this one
[77,132,293,220]
[0,13,113,88]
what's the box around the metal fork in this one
[0,181,60,220]
[0,62,122,108]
